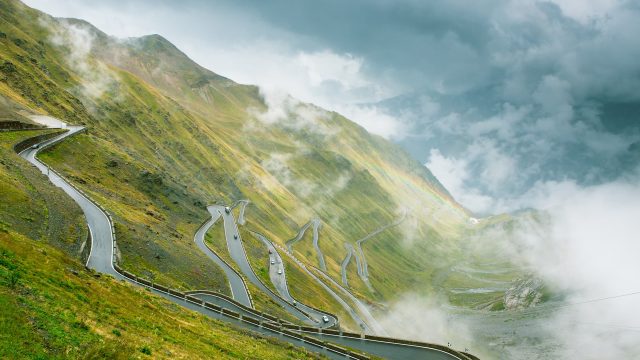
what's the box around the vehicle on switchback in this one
[224,206,230,214]
[277,269,282,275]
[233,234,238,239]
[322,315,329,323]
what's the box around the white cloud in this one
[249,87,338,137]
[379,294,475,349]
[426,149,495,213]
[260,153,317,198]
[335,104,409,140]
[548,0,621,22]
[44,18,117,100]
[504,176,640,358]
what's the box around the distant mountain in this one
[0,0,525,326]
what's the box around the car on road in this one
[277,269,282,275]
[233,234,238,239]
[268,249,272,254]
[322,315,329,323]
[270,259,275,265]
[292,300,297,306]
[224,206,230,214]
[31,144,39,149]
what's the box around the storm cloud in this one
[24,0,640,213]
[22,1,640,357]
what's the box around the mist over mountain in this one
[25,0,640,215]
[3,1,640,359]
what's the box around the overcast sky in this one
[25,2,640,355]
[24,0,640,213]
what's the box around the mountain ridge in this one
[1,0,522,339]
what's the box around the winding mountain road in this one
[20,126,118,277]
[272,240,372,332]
[286,218,326,271]
[312,219,327,271]
[234,199,249,225]
[207,205,336,327]
[285,219,314,251]
[193,208,252,307]
[17,127,474,360]
[252,231,336,327]
[341,243,354,287]
[353,211,407,290]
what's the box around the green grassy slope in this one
[0,232,326,360]
[0,130,325,359]
[0,0,525,319]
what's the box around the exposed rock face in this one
[504,276,544,310]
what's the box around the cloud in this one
[425,149,494,213]
[389,174,640,358]
[22,1,640,357]
[378,294,475,349]
[502,175,640,358]
[334,104,409,140]
[249,87,340,137]
[43,18,117,100]
[259,153,316,198]
[425,141,519,214]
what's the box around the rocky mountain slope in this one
[0,0,525,326]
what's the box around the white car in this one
[224,206,230,214]
[277,269,282,275]
[270,260,275,265]
[322,315,329,323]
[292,300,297,306]
[31,144,39,149]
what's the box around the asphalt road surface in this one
[311,219,327,271]
[194,207,252,307]
[18,128,473,360]
[208,205,334,327]
[20,127,120,278]
[285,219,313,251]
[341,242,354,287]
[253,232,337,326]
[354,211,407,290]
[235,200,249,225]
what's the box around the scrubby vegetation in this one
[0,0,526,328]
[0,130,325,359]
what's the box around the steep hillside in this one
[0,130,325,359]
[0,0,521,321]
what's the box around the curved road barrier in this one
[235,200,249,225]
[353,211,407,291]
[17,128,478,360]
[193,209,252,307]
[271,240,373,334]
[207,205,329,327]
[285,219,314,251]
[341,242,354,287]
[311,219,327,271]
[251,230,339,327]
[285,219,326,271]
[309,265,387,336]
